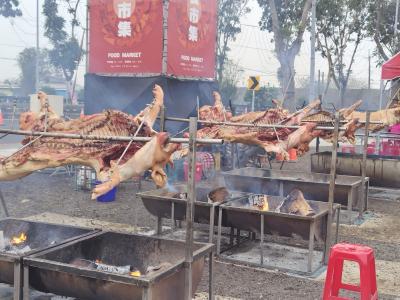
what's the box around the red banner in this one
[89,0,163,74]
[166,0,217,79]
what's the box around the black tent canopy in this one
[84,74,220,133]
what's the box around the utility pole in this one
[36,0,40,93]
[368,51,371,90]
[396,0,400,36]
[251,90,255,112]
[309,0,317,101]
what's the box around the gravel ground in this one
[0,150,399,299]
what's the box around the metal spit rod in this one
[160,116,382,131]
[0,128,223,145]
[360,112,370,218]
[325,112,340,264]
[184,117,197,300]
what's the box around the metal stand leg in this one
[236,229,241,245]
[229,227,234,246]
[23,265,29,300]
[217,208,223,255]
[335,207,341,244]
[13,261,22,300]
[308,222,316,273]
[156,217,162,235]
[364,180,369,211]
[260,215,264,266]
[347,189,353,225]
[171,202,175,230]
[0,189,9,217]
[209,205,215,243]
[142,287,152,300]
[208,251,214,300]
[279,182,283,197]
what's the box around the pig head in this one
[91,132,179,199]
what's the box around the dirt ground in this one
[0,151,399,299]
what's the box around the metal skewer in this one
[0,128,223,145]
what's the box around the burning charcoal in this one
[94,261,133,275]
[10,232,27,245]
[208,187,230,203]
[6,245,31,254]
[275,189,315,216]
[249,194,269,211]
[172,192,187,199]
[129,270,141,277]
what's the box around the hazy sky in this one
[0,0,382,90]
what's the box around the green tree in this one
[219,60,244,104]
[244,86,279,111]
[316,0,369,105]
[43,0,83,102]
[217,0,250,82]
[17,48,56,96]
[368,0,400,63]
[257,0,312,106]
[0,0,21,18]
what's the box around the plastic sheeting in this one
[84,74,219,132]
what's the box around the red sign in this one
[89,0,163,74]
[167,0,217,79]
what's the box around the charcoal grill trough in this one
[223,167,368,224]
[0,218,97,299]
[311,151,400,188]
[217,195,341,275]
[137,184,250,242]
[23,231,214,300]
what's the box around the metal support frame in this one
[0,189,9,217]
[359,112,370,220]
[13,259,23,300]
[325,113,340,264]
[184,117,197,300]
[23,264,29,299]
[209,204,216,243]
[208,251,214,300]
[308,222,316,273]
[260,214,264,266]
[346,189,354,225]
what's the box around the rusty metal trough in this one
[137,185,249,242]
[311,151,400,188]
[0,218,97,299]
[217,195,340,275]
[222,167,368,224]
[23,231,214,300]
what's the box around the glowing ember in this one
[260,195,269,211]
[11,233,27,245]
[130,270,141,277]
[251,195,269,211]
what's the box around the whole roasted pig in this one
[0,85,179,198]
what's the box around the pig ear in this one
[151,168,167,187]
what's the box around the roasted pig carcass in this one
[0,85,179,197]
[193,97,321,159]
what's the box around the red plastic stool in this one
[323,243,378,300]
